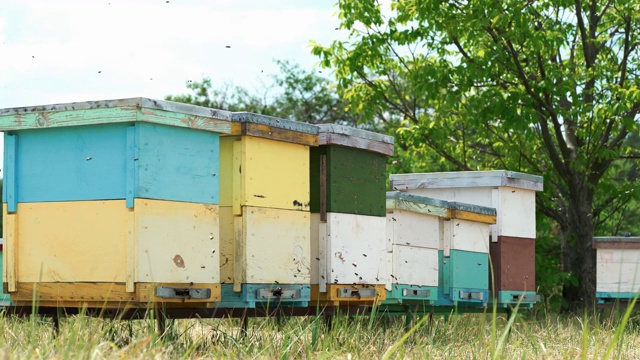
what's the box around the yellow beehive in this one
[4,200,220,308]
[217,113,317,306]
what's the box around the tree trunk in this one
[560,177,597,310]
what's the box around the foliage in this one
[312,0,640,308]
[166,60,360,125]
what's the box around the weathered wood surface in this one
[310,213,321,285]
[391,186,535,239]
[0,98,232,133]
[318,124,393,144]
[386,192,496,224]
[227,112,318,146]
[443,219,491,255]
[219,206,235,284]
[2,205,17,291]
[386,209,440,249]
[4,122,221,207]
[320,213,391,288]
[318,132,393,156]
[390,171,543,192]
[137,283,221,302]
[234,206,311,286]
[490,236,536,291]
[6,199,220,286]
[232,136,310,213]
[219,137,237,207]
[593,237,640,249]
[391,245,439,287]
[596,248,640,293]
[310,284,387,304]
[135,199,219,284]
[441,250,489,290]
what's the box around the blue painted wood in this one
[3,134,17,212]
[8,122,220,205]
[126,126,138,208]
[136,122,219,204]
[15,123,128,203]
[439,250,489,303]
[216,284,311,308]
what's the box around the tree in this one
[166,60,360,126]
[312,0,640,308]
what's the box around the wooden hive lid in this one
[0,97,233,134]
[593,236,640,249]
[230,112,319,146]
[390,170,543,192]
[386,191,497,224]
[317,124,394,156]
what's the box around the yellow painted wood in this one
[126,208,136,292]
[310,284,386,305]
[2,205,17,291]
[14,201,128,283]
[231,136,310,212]
[449,209,497,224]
[219,136,238,207]
[236,206,310,285]
[219,206,235,284]
[233,215,245,292]
[10,282,220,307]
[135,199,219,284]
[137,283,221,302]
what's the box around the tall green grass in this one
[0,304,639,359]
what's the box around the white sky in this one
[0,0,347,177]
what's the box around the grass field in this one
[0,303,639,359]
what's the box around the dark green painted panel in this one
[309,146,326,213]
[325,145,387,216]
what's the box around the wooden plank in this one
[596,248,640,293]
[390,171,544,192]
[320,154,327,221]
[445,219,490,254]
[450,209,497,224]
[318,124,394,144]
[386,195,450,218]
[310,213,321,285]
[242,207,311,284]
[219,137,238,207]
[135,199,219,284]
[10,282,137,302]
[13,123,129,203]
[232,215,244,292]
[312,284,387,303]
[490,236,536,291]
[232,112,318,135]
[125,126,138,209]
[242,122,318,146]
[137,283,221,302]
[3,134,17,212]
[386,209,440,249]
[0,106,138,131]
[593,237,640,249]
[0,98,233,133]
[15,201,129,283]
[446,250,489,290]
[3,205,17,292]
[219,206,235,284]
[325,146,387,216]
[498,187,537,238]
[318,133,394,156]
[239,136,311,211]
[232,138,243,216]
[392,245,439,287]
[137,108,231,134]
[126,208,136,292]
[136,122,220,205]
[325,213,391,287]
[318,220,328,292]
[309,146,325,213]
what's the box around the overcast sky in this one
[0,0,348,175]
